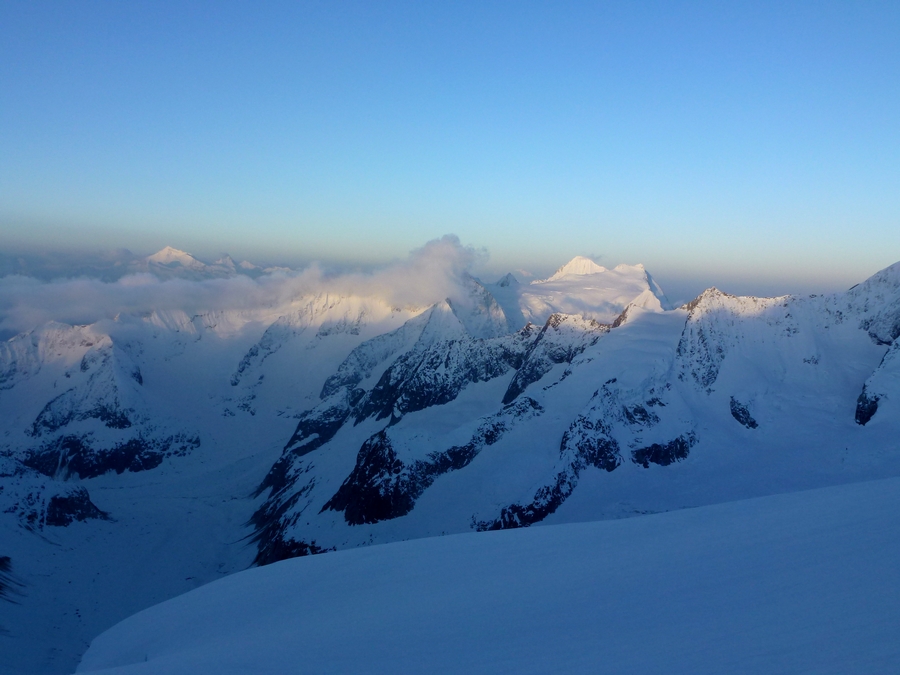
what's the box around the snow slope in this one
[78,476,900,675]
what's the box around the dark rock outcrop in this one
[24,433,199,480]
[730,397,758,429]
[45,487,109,526]
[253,537,332,567]
[855,389,879,425]
[325,398,545,525]
[632,434,695,468]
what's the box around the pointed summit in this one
[496,273,519,288]
[146,247,205,269]
[214,254,237,269]
[546,256,607,281]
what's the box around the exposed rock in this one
[474,387,623,531]
[632,434,696,468]
[325,398,545,525]
[502,313,608,404]
[730,397,759,429]
[353,329,531,423]
[855,389,879,426]
[253,537,332,567]
[282,388,365,457]
[24,433,199,480]
[45,487,109,526]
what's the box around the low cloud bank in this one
[0,235,486,335]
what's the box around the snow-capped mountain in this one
[250,261,900,563]
[0,246,282,284]
[138,246,274,280]
[2,252,900,674]
[489,256,671,327]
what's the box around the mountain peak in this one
[546,256,607,281]
[147,247,205,269]
[496,273,519,288]
[214,255,237,270]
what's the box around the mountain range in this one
[1,251,899,674]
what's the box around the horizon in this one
[2,3,899,306]
[1,238,893,310]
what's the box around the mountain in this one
[2,256,900,674]
[0,247,282,284]
[77,477,900,675]
[490,257,671,327]
[546,254,608,279]
[247,264,900,563]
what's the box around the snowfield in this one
[78,477,900,675]
[2,247,900,674]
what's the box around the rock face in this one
[0,456,109,530]
[854,340,900,425]
[730,397,759,429]
[324,397,545,526]
[45,487,109,527]
[1,326,201,479]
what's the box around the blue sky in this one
[1,1,898,297]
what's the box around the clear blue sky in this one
[1,1,898,296]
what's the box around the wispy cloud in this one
[0,236,486,334]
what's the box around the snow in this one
[491,257,671,326]
[3,253,900,674]
[78,477,900,675]
[544,255,608,280]
[145,247,205,270]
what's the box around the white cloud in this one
[0,236,486,334]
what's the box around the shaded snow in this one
[79,477,900,675]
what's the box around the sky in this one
[1,1,899,298]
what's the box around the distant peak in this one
[147,247,204,267]
[148,246,192,261]
[546,256,607,281]
[496,273,519,288]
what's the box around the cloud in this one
[0,236,486,334]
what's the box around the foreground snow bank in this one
[79,478,900,675]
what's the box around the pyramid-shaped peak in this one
[496,272,519,288]
[547,256,607,281]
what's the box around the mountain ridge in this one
[2,255,900,674]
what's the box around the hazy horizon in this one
[2,2,899,306]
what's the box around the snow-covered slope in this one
[78,477,900,675]
[249,261,900,564]
[4,254,900,675]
